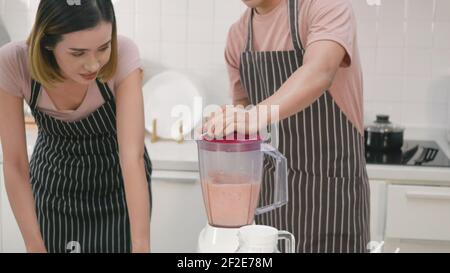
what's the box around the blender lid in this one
[202,132,262,144]
[198,133,262,152]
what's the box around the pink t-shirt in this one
[225,0,364,133]
[0,35,142,122]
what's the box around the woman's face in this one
[52,21,112,85]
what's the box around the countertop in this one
[1,126,450,184]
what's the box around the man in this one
[203,0,370,253]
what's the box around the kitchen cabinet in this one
[150,170,207,253]
[369,180,387,244]
[0,163,26,253]
[384,184,450,253]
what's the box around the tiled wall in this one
[353,0,450,129]
[1,0,449,129]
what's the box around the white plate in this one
[143,70,202,140]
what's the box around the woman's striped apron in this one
[28,79,152,253]
[240,0,370,253]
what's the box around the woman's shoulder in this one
[0,41,29,98]
[117,35,139,55]
[0,40,28,66]
[109,35,142,90]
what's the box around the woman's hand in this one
[132,241,150,253]
[201,105,268,139]
[26,241,47,253]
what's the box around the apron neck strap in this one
[95,79,114,101]
[288,0,304,53]
[29,79,41,111]
[244,0,304,53]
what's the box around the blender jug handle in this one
[278,230,296,253]
[255,143,288,215]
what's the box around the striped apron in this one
[28,79,152,253]
[241,0,370,253]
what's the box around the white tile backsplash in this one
[405,21,433,48]
[136,0,161,17]
[188,0,214,18]
[378,20,405,47]
[405,48,432,76]
[161,15,187,43]
[435,0,450,22]
[432,50,450,76]
[379,0,406,21]
[188,16,213,43]
[161,0,188,16]
[0,0,449,129]
[406,0,434,22]
[376,47,404,75]
[433,22,450,49]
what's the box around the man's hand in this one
[201,105,267,139]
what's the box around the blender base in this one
[197,223,241,253]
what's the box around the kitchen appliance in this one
[365,140,450,167]
[365,115,404,151]
[235,225,295,253]
[196,134,288,253]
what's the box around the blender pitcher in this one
[197,134,288,228]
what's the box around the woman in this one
[0,0,152,253]
[203,0,370,253]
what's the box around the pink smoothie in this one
[202,174,261,228]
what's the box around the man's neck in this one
[255,0,282,15]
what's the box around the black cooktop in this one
[365,140,450,167]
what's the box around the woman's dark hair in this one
[27,0,118,87]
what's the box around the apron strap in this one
[244,9,255,52]
[29,79,41,111]
[244,0,304,53]
[288,0,304,53]
[95,79,114,101]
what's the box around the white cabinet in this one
[369,180,387,243]
[0,164,26,253]
[384,184,450,253]
[150,170,207,253]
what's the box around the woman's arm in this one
[0,90,46,253]
[115,69,151,253]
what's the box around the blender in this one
[196,134,288,253]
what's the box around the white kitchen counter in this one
[1,126,450,185]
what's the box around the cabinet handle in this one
[406,191,450,201]
[152,171,199,184]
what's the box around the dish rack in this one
[149,118,185,144]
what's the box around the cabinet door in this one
[384,184,450,253]
[369,180,387,244]
[0,165,26,253]
[385,184,450,241]
[150,170,207,253]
